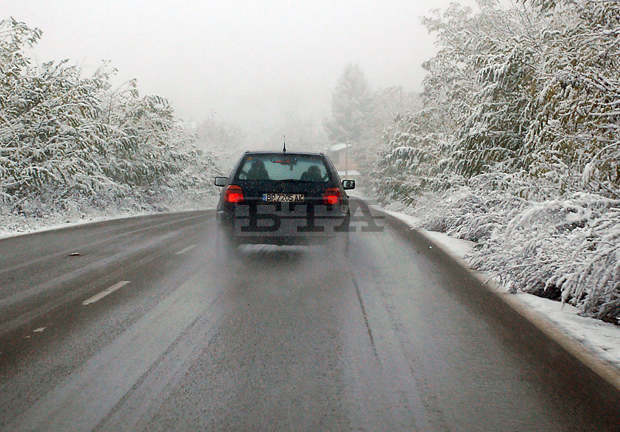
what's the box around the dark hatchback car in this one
[214,151,355,251]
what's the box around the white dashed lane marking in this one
[82,281,130,306]
[175,244,196,255]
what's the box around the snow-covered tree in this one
[324,64,373,146]
[195,115,245,172]
[0,17,219,217]
[0,21,108,206]
[524,0,620,198]
[374,106,457,206]
[370,0,619,322]
[326,65,423,184]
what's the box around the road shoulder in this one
[374,206,620,392]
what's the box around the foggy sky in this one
[3,0,461,131]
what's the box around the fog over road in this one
[0,202,617,431]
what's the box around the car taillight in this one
[225,185,244,203]
[323,187,340,205]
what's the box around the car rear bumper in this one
[234,235,333,246]
[217,204,349,245]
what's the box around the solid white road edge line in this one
[175,244,196,255]
[82,281,130,306]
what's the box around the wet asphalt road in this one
[0,203,618,431]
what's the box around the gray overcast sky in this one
[3,0,461,129]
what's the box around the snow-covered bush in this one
[373,109,455,205]
[0,18,219,224]
[415,172,537,241]
[469,194,619,322]
[413,180,618,322]
[524,0,620,198]
[371,0,619,323]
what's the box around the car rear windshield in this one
[236,154,330,182]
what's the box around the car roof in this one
[243,151,325,157]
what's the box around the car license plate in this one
[262,193,305,202]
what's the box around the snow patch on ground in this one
[384,208,620,370]
[0,198,217,240]
[516,293,620,369]
[348,190,375,202]
[0,210,152,240]
[380,209,421,227]
[419,229,476,259]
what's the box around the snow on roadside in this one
[383,208,620,370]
[0,210,154,240]
[0,198,217,240]
[516,294,620,369]
[419,229,476,259]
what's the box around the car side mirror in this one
[214,176,228,187]
[342,179,355,190]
